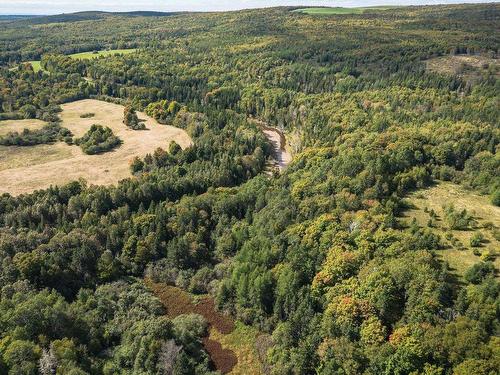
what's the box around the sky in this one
[0,0,493,15]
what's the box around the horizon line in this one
[1,2,498,16]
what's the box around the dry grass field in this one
[425,55,499,80]
[0,99,192,195]
[402,182,500,277]
[0,143,73,171]
[0,118,46,136]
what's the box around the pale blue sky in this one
[0,0,492,15]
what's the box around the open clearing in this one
[67,49,137,60]
[28,60,43,72]
[0,99,191,195]
[294,6,398,15]
[209,322,269,375]
[24,49,137,72]
[0,118,46,136]
[0,143,73,171]
[8,61,44,73]
[401,182,500,277]
[146,280,265,374]
[425,55,499,80]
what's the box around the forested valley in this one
[0,4,499,375]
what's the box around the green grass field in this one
[294,7,399,15]
[28,60,43,72]
[24,49,137,72]
[9,61,44,72]
[401,182,499,279]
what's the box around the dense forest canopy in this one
[0,4,499,375]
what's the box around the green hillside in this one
[0,4,498,375]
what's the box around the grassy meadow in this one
[24,49,137,72]
[401,182,500,278]
[27,60,43,72]
[0,99,191,195]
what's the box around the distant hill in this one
[0,15,41,21]
[10,11,179,25]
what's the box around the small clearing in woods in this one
[401,182,500,278]
[21,49,137,72]
[67,49,137,60]
[293,6,398,15]
[0,99,191,195]
[425,54,498,80]
[146,280,267,374]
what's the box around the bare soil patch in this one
[0,99,192,195]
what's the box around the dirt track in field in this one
[0,99,192,195]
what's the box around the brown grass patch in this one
[0,118,46,136]
[147,281,195,318]
[425,54,498,80]
[0,143,72,171]
[0,99,192,195]
[145,281,234,332]
[196,297,235,334]
[146,279,239,374]
[203,337,239,374]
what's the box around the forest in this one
[0,4,499,375]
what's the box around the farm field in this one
[401,182,500,277]
[0,99,191,195]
